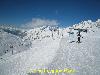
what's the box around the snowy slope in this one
[47,27,100,75]
[0,37,60,75]
[0,25,62,75]
[0,19,100,75]
[0,26,30,56]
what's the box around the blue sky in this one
[0,0,100,27]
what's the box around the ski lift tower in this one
[68,27,75,43]
[74,28,87,43]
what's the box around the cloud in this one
[21,18,59,28]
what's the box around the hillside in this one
[0,19,100,75]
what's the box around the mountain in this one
[0,19,100,75]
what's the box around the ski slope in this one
[0,35,61,75]
[0,19,100,75]
[47,27,100,75]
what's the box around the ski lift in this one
[74,28,87,33]
[74,28,88,43]
[68,31,75,43]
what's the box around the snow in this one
[0,19,100,75]
[47,28,100,75]
[0,29,61,75]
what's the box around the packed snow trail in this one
[47,28,100,75]
[0,38,61,75]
